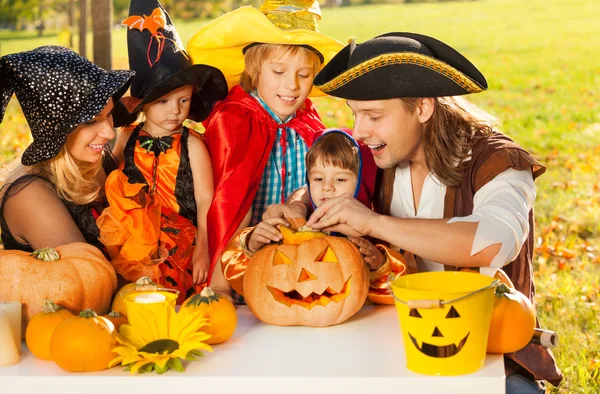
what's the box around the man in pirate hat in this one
[97,0,230,303]
[306,32,562,392]
[186,1,343,297]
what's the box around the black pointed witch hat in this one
[118,0,228,124]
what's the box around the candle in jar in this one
[134,293,166,304]
[0,311,20,366]
[0,302,21,354]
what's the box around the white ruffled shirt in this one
[389,161,536,276]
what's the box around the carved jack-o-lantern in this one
[243,227,369,327]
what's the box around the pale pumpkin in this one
[0,243,117,335]
[244,227,369,327]
[487,284,536,354]
[111,276,159,317]
[103,311,128,331]
[182,287,237,344]
[25,300,73,361]
[50,309,116,372]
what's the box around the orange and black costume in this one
[97,123,203,303]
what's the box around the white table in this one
[0,306,505,394]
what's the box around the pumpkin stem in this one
[30,247,60,262]
[135,276,159,291]
[495,283,513,295]
[200,287,216,299]
[108,310,123,318]
[41,299,62,314]
[79,309,98,318]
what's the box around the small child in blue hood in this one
[246,129,385,270]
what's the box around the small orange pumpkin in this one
[103,311,128,331]
[0,243,117,335]
[182,287,237,344]
[50,309,116,372]
[487,284,535,354]
[244,226,369,327]
[25,300,73,361]
[112,276,159,317]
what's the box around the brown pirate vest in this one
[375,131,563,386]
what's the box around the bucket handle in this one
[386,274,500,309]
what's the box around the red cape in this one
[203,85,325,284]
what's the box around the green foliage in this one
[1,0,599,391]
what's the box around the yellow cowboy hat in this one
[186,0,343,97]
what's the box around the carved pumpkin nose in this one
[298,268,318,282]
[432,327,444,337]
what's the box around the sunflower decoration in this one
[109,300,212,374]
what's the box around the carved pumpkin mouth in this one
[267,277,352,310]
[408,332,470,358]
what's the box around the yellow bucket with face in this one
[389,271,498,375]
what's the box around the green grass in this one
[1,0,600,391]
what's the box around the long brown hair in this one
[401,96,499,187]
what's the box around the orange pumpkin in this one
[487,284,536,353]
[25,300,73,361]
[0,243,117,335]
[50,309,116,372]
[103,311,128,331]
[244,227,369,327]
[182,287,237,344]
[111,276,159,317]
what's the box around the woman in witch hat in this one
[0,46,133,252]
[306,33,563,391]
[96,0,229,303]
[186,0,343,299]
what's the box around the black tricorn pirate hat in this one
[313,32,487,100]
[119,0,228,123]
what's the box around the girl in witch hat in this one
[96,0,229,303]
[0,46,133,253]
[186,0,343,298]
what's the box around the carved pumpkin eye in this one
[409,308,422,318]
[315,246,338,263]
[445,306,461,318]
[273,250,294,266]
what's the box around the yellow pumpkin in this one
[182,287,237,344]
[25,300,73,361]
[111,276,159,317]
[487,284,536,354]
[244,227,369,327]
[50,309,116,372]
[0,243,117,335]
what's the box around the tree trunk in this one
[91,0,112,70]
[79,0,87,57]
[69,0,75,48]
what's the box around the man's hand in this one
[306,194,379,237]
[349,237,385,270]
[262,201,307,222]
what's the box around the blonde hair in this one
[401,96,499,187]
[239,44,322,93]
[306,133,360,177]
[5,147,106,205]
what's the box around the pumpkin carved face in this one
[244,228,369,327]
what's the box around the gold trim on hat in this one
[260,0,321,31]
[316,52,484,94]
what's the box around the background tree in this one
[78,0,86,56]
[91,0,112,69]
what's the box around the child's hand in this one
[192,251,210,285]
[247,218,289,253]
[349,237,386,270]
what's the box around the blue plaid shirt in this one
[250,93,309,225]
